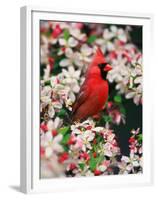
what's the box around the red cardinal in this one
[72,47,112,122]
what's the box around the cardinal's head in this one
[86,47,112,80]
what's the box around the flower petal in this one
[125,92,135,99]
[68,37,78,47]
[59,38,67,46]
[60,58,71,67]
[81,44,92,56]
[65,48,73,58]
[48,105,55,118]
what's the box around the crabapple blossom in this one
[40,21,143,177]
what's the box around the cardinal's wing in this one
[72,84,90,117]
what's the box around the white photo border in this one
[20,6,153,193]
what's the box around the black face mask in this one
[98,63,108,80]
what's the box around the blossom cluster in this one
[40,118,142,177]
[40,21,143,178]
[118,128,142,174]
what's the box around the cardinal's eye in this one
[98,63,107,68]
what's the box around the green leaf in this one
[57,109,67,118]
[96,155,104,164]
[120,105,126,115]
[89,157,97,171]
[50,55,66,76]
[51,60,61,75]
[44,80,51,86]
[114,95,122,103]
[137,134,142,143]
[63,29,70,41]
[78,163,85,171]
[89,155,104,171]
[58,126,70,136]
[96,135,104,143]
[93,145,97,152]
[63,145,69,152]
[102,115,112,123]
[89,154,104,171]
[87,35,97,44]
[61,134,70,144]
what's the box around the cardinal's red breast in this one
[72,76,109,122]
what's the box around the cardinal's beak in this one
[104,64,112,72]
